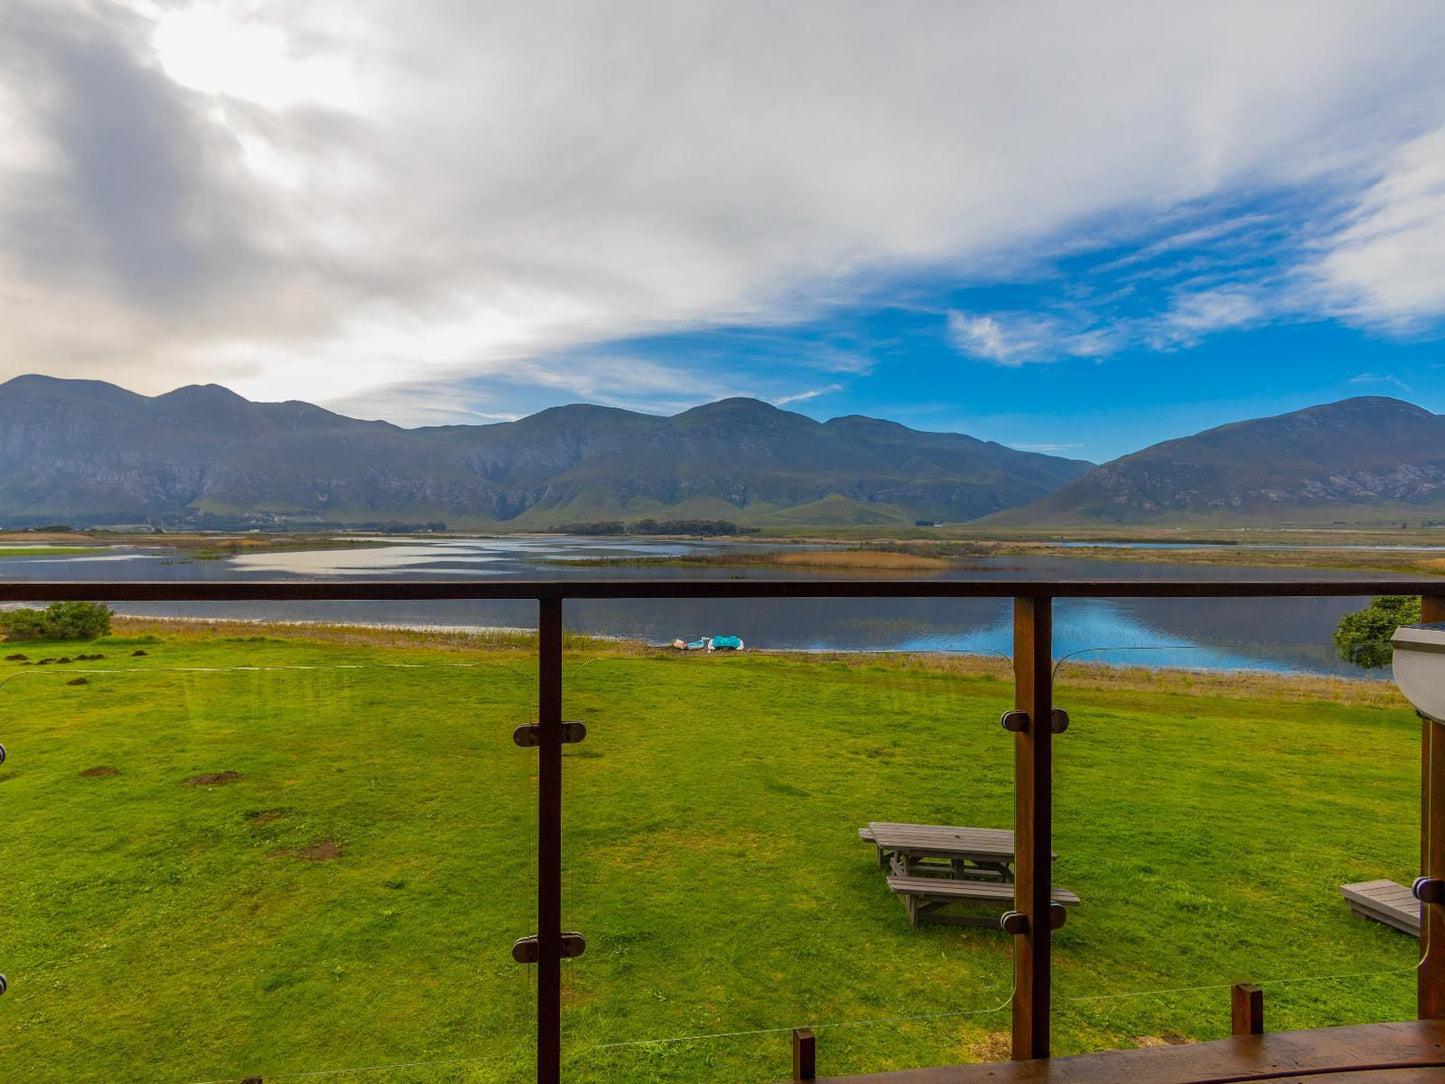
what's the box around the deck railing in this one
[3,576,1444,1083]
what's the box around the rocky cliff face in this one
[993,397,1445,525]
[0,375,1093,527]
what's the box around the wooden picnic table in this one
[861,822,1077,927]
[860,822,1055,882]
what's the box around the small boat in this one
[710,635,744,651]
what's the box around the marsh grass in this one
[771,550,952,571]
[0,622,1423,1082]
[0,546,105,558]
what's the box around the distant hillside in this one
[0,375,1093,528]
[991,397,1445,526]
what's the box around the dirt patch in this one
[131,649,148,657]
[1135,1033,1191,1048]
[186,770,241,786]
[5,653,27,661]
[302,839,344,861]
[66,677,88,686]
[80,766,120,777]
[245,808,286,824]
[268,839,344,861]
[962,1030,1012,1063]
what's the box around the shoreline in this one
[88,614,1404,706]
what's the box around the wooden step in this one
[1341,879,1421,936]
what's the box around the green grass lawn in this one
[0,628,1423,1083]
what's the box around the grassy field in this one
[0,546,106,558]
[0,624,1424,1083]
[554,537,1445,577]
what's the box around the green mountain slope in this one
[990,397,1445,526]
[0,376,1093,528]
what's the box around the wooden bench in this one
[1340,879,1420,935]
[887,874,1081,927]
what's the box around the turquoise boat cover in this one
[711,635,743,650]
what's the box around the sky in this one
[2,1,1444,462]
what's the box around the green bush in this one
[0,609,49,642]
[0,601,113,642]
[1333,594,1420,669]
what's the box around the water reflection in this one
[0,538,1400,676]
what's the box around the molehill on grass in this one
[186,771,241,786]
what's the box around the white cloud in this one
[947,311,1117,366]
[1348,371,1413,393]
[1147,286,1267,348]
[1309,124,1445,331]
[1,0,1444,411]
[951,283,1273,366]
[1011,441,1085,454]
[774,384,843,406]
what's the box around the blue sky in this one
[4,2,1445,464]
[549,198,1445,459]
[435,186,1445,461]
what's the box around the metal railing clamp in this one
[512,933,586,963]
[512,721,586,747]
[1415,877,1445,905]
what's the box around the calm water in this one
[0,537,1403,676]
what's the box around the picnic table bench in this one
[887,875,1081,927]
[861,821,1079,928]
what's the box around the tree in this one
[0,601,113,642]
[1333,595,1421,669]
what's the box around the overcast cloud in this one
[1,0,1444,423]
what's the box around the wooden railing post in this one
[792,1027,816,1080]
[1011,596,1053,1060]
[1231,983,1264,1036]
[1420,594,1445,1021]
[538,597,564,1083]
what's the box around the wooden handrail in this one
[0,577,1442,601]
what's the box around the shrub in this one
[0,601,113,642]
[1333,594,1420,669]
[0,609,49,642]
[629,519,754,536]
[556,521,626,536]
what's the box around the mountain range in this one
[0,375,1091,528]
[990,395,1445,526]
[2,376,1441,530]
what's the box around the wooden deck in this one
[775,1020,1445,1083]
[1342,879,1421,935]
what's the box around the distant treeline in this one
[556,519,758,537]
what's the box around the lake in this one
[0,536,1406,676]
